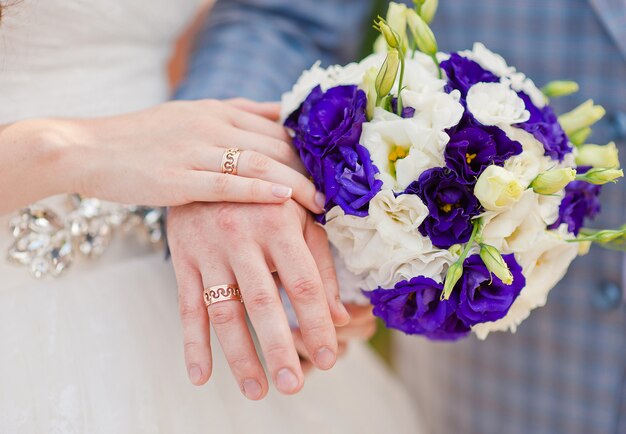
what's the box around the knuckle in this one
[209,303,237,326]
[211,175,231,197]
[289,277,321,302]
[227,353,256,374]
[246,291,278,314]
[264,343,292,363]
[248,179,266,199]
[215,204,242,232]
[183,340,202,356]
[178,296,203,322]
[246,151,273,175]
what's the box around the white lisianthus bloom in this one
[467,82,530,126]
[472,226,578,339]
[368,190,431,250]
[481,190,546,253]
[363,248,454,291]
[332,249,370,304]
[400,56,446,94]
[474,165,524,211]
[459,42,516,77]
[501,125,553,187]
[362,108,445,191]
[401,89,464,130]
[507,73,546,108]
[537,192,564,226]
[324,206,394,276]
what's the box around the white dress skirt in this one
[0,1,420,433]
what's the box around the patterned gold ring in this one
[204,284,243,307]
[221,148,241,175]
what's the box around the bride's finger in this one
[191,149,323,213]
[200,267,268,401]
[226,106,290,142]
[223,127,305,173]
[180,171,293,205]
[225,98,281,122]
[171,257,213,386]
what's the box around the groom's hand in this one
[167,200,350,400]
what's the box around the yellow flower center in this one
[441,203,453,213]
[466,153,477,164]
[389,146,409,163]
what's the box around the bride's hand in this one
[0,99,324,213]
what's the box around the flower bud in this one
[558,99,606,137]
[362,67,378,120]
[406,9,438,56]
[474,165,523,211]
[575,142,620,168]
[530,168,577,195]
[577,241,591,256]
[479,244,514,285]
[375,48,400,99]
[386,2,408,51]
[569,127,591,147]
[419,0,438,24]
[575,167,624,185]
[442,261,463,300]
[374,18,401,50]
[541,80,579,98]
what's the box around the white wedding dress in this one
[0,1,420,433]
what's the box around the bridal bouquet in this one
[281,1,625,340]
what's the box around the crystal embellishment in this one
[7,195,164,279]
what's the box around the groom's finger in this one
[228,245,305,396]
[200,265,268,401]
[225,128,305,173]
[171,257,213,386]
[269,231,338,372]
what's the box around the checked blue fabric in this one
[175,1,626,433]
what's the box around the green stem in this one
[431,54,442,79]
[396,56,406,116]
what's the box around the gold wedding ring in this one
[204,284,243,307]
[221,148,241,175]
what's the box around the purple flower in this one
[516,92,572,161]
[445,113,522,184]
[285,85,381,218]
[440,53,499,97]
[366,276,470,341]
[455,254,525,326]
[405,168,481,249]
[322,145,383,217]
[285,85,368,190]
[548,167,602,235]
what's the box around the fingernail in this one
[188,365,202,384]
[242,379,263,400]
[272,185,293,198]
[276,368,299,394]
[315,192,326,210]
[314,347,336,370]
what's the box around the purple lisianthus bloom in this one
[455,254,525,327]
[548,167,602,235]
[285,85,368,192]
[322,144,383,217]
[440,53,499,97]
[366,276,470,341]
[516,92,572,161]
[445,113,522,184]
[405,168,481,249]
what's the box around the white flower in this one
[401,89,464,131]
[368,190,431,250]
[480,190,547,253]
[362,108,445,191]
[467,82,530,126]
[459,42,516,77]
[324,206,394,275]
[332,249,370,304]
[474,165,524,211]
[400,55,446,93]
[506,73,546,108]
[472,227,578,339]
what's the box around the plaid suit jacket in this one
[175,1,625,433]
